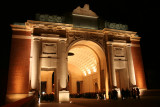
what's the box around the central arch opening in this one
[67,40,109,99]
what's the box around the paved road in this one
[37,96,160,107]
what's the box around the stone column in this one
[57,39,69,102]
[58,39,68,90]
[107,42,117,88]
[31,38,41,90]
[127,44,136,87]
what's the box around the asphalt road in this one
[37,96,160,107]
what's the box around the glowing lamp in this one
[92,66,96,72]
[83,70,87,76]
[42,92,45,95]
[87,69,91,74]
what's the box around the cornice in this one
[10,25,31,32]
[70,27,103,34]
[130,37,141,41]
[26,20,73,29]
[11,20,142,44]
[103,28,137,37]
[12,35,31,39]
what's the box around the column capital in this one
[59,38,67,42]
[33,37,41,41]
[126,43,131,47]
[106,41,113,46]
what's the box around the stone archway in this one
[67,40,109,99]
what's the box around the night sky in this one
[1,1,160,101]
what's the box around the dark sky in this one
[2,0,160,89]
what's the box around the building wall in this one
[82,73,99,93]
[68,64,83,94]
[7,35,31,94]
[8,22,147,102]
[68,64,100,94]
[131,41,147,89]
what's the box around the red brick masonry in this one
[131,42,147,89]
[7,37,31,94]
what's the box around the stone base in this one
[59,91,70,103]
[114,88,121,98]
[6,94,30,103]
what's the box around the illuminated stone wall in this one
[131,41,147,89]
[68,64,83,94]
[82,73,100,93]
[8,19,147,102]
[68,64,100,94]
[7,29,31,94]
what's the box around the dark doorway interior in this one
[41,81,47,94]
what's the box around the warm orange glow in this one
[87,68,91,74]
[10,68,28,93]
[92,66,97,72]
[68,46,98,76]
[41,71,54,94]
[131,46,147,89]
[139,89,147,96]
[68,40,109,97]
[83,71,87,76]
[138,77,143,89]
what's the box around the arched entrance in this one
[67,40,109,99]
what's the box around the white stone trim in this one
[106,41,127,46]
[12,35,31,39]
[72,14,98,18]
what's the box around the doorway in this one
[116,69,129,90]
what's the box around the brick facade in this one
[131,42,147,89]
[7,31,31,94]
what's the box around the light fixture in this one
[93,66,97,72]
[83,70,87,76]
[42,92,45,95]
[87,69,91,74]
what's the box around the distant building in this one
[7,4,146,102]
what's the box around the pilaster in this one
[31,38,41,90]
[126,43,136,87]
[131,41,147,89]
[57,38,69,102]
[106,42,117,88]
